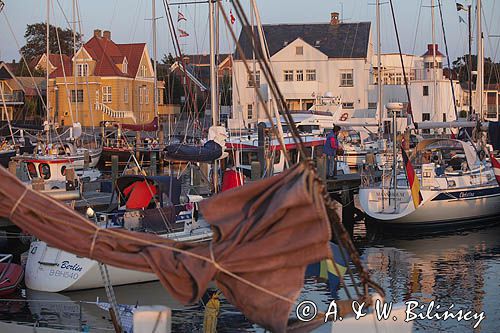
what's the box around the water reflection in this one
[0,224,497,332]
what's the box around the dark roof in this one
[180,53,231,66]
[234,22,371,60]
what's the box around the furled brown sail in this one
[0,163,332,332]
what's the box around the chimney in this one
[427,44,438,55]
[330,12,339,25]
[103,30,111,40]
[93,29,102,38]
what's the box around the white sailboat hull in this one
[359,185,500,226]
[25,229,212,292]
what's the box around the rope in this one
[9,188,27,220]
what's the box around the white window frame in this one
[340,69,354,87]
[306,69,316,81]
[139,86,144,105]
[102,86,112,103]
[296,70,304,81]
[124,86,129,103]
[77,63,88,77]
[123,59,128,74]
[342,102,354,109]
[284,70,294,82]
[140,65,147,77]
[145,87,149,104]
[247,70,260,87]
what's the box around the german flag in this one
[402,148,423,208]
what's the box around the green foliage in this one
[20,22,82,62]
[452,55,500,85]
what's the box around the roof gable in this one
[235,22,371,60]
[271,38,328,61]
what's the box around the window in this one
[342,102,354,109]
[70,90,83,103]
[247,104,253,119]
[27,162,37,178]
[296,46,303,55]
[77,63,88,77]
[368,102,377,109]
[145,87,149,104]
[284,70,294,82]
[39,163,51,180]
[102,86,112,103]
[95,89,100,103]
[124,86,129,103]
[123,59,128,74]
[423,85,429,96]
[296,70,303,81]
[247,71,260,87]
[140,65,147,77]
[443,113,447,122]
[139,86,145,104]
[422,113,430,121]
[340,70,354,87]
[306,69,316,81]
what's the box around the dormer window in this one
[315,40,321,47]
[283,41,289,47]
[140,65,147,77]
[123,59,128,74]
[77,63,88,77]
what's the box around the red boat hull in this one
[0,263,24,296]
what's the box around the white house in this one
[229,12,373,129]
[368,44,465,131]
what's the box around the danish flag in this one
[178,11,187,22]
[490,153,500,186]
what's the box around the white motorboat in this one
[359,139,500,227]
[24,174,213,292]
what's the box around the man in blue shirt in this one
[323,125,341,178]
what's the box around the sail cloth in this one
[118,117,158,132]
[0,163,333,332]
[163,140,223,162]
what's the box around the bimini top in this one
[410,138,479,168]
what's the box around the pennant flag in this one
[178,11,187,22]
[305,242,348,298]
[459,16,466,24]
[490,153,500,186]
[456,3,465,11]
[402,147,423,209]
[178,28,189,38]
[230,9,236,25]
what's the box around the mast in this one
[476,0,483,119]
[209,0,219,192]
[152,0,158,118]
[73,0,78,124]
[46,0,50,144]
[431,0,438,124]
[376,0,383,138]
[468,4,472,118]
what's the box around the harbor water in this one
[0,223,498,332]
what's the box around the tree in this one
[20,23,82,62]
[452,55,500,85]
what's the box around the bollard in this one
[133,306,171,333]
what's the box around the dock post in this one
[340,184,355,237]
[133,306,172,333]
[8,160,17,175]
[135,132,141,160]
[317,155,326,181]
[251,161,261,180]
[83,150,90,170]
[111,155,119,185]
[150,153,157,176]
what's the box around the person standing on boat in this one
[324,125,341,178]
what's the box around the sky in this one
[0,0,499,66]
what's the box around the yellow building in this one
[37,29,176,127]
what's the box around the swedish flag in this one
[305,242,349,298]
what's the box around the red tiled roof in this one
[48,54,73,78]
[116,43,147,77]
[82,36,146,78]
